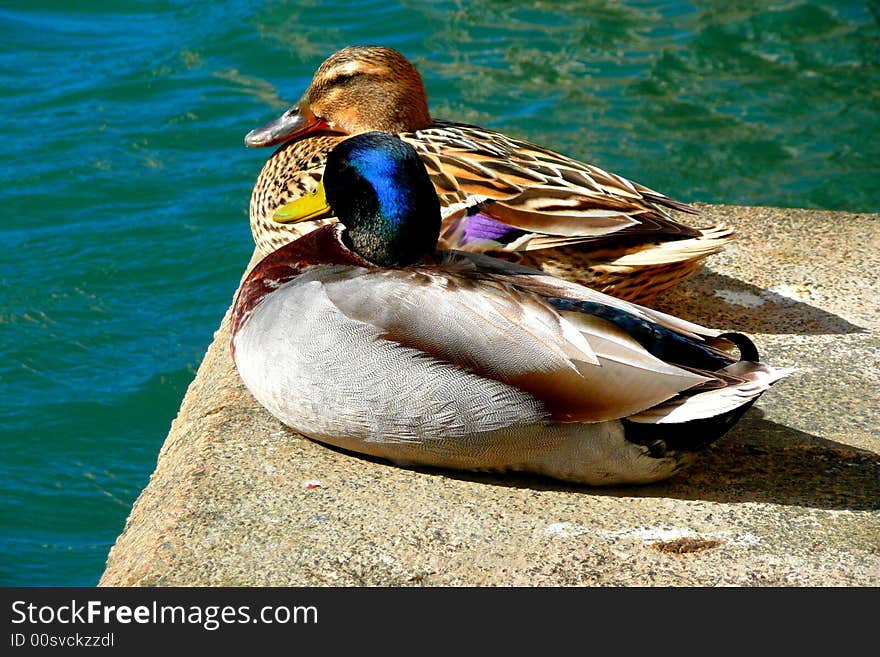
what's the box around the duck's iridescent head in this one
[245,46,431,147]
[323,132,441,267]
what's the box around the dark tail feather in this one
[622,398,758,454]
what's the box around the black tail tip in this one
[718,332,760,362]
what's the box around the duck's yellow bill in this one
[273,180,331,223]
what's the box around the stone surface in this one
[99,204,880,586]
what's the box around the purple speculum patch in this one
[459,211,526,246]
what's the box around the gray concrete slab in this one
[99,204,880,586]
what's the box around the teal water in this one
[1,1,877,586]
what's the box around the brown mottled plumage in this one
[246,46,733,305]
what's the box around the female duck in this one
[231,133,789,486]
[245,46,733,305]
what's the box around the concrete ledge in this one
[99,205,880,586]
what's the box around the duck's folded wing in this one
[309,267,710,422]
[435,252,794,426]
[441,249,729,345]
[404,122,702,244]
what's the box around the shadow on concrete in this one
[622,410,880,511]
[654,269,865,335]
[316,407,879,513]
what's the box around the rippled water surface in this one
[1,0,877,585]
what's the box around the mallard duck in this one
[231,132,789,485]
[244,45,733,305]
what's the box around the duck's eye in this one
[326,70,360,86]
